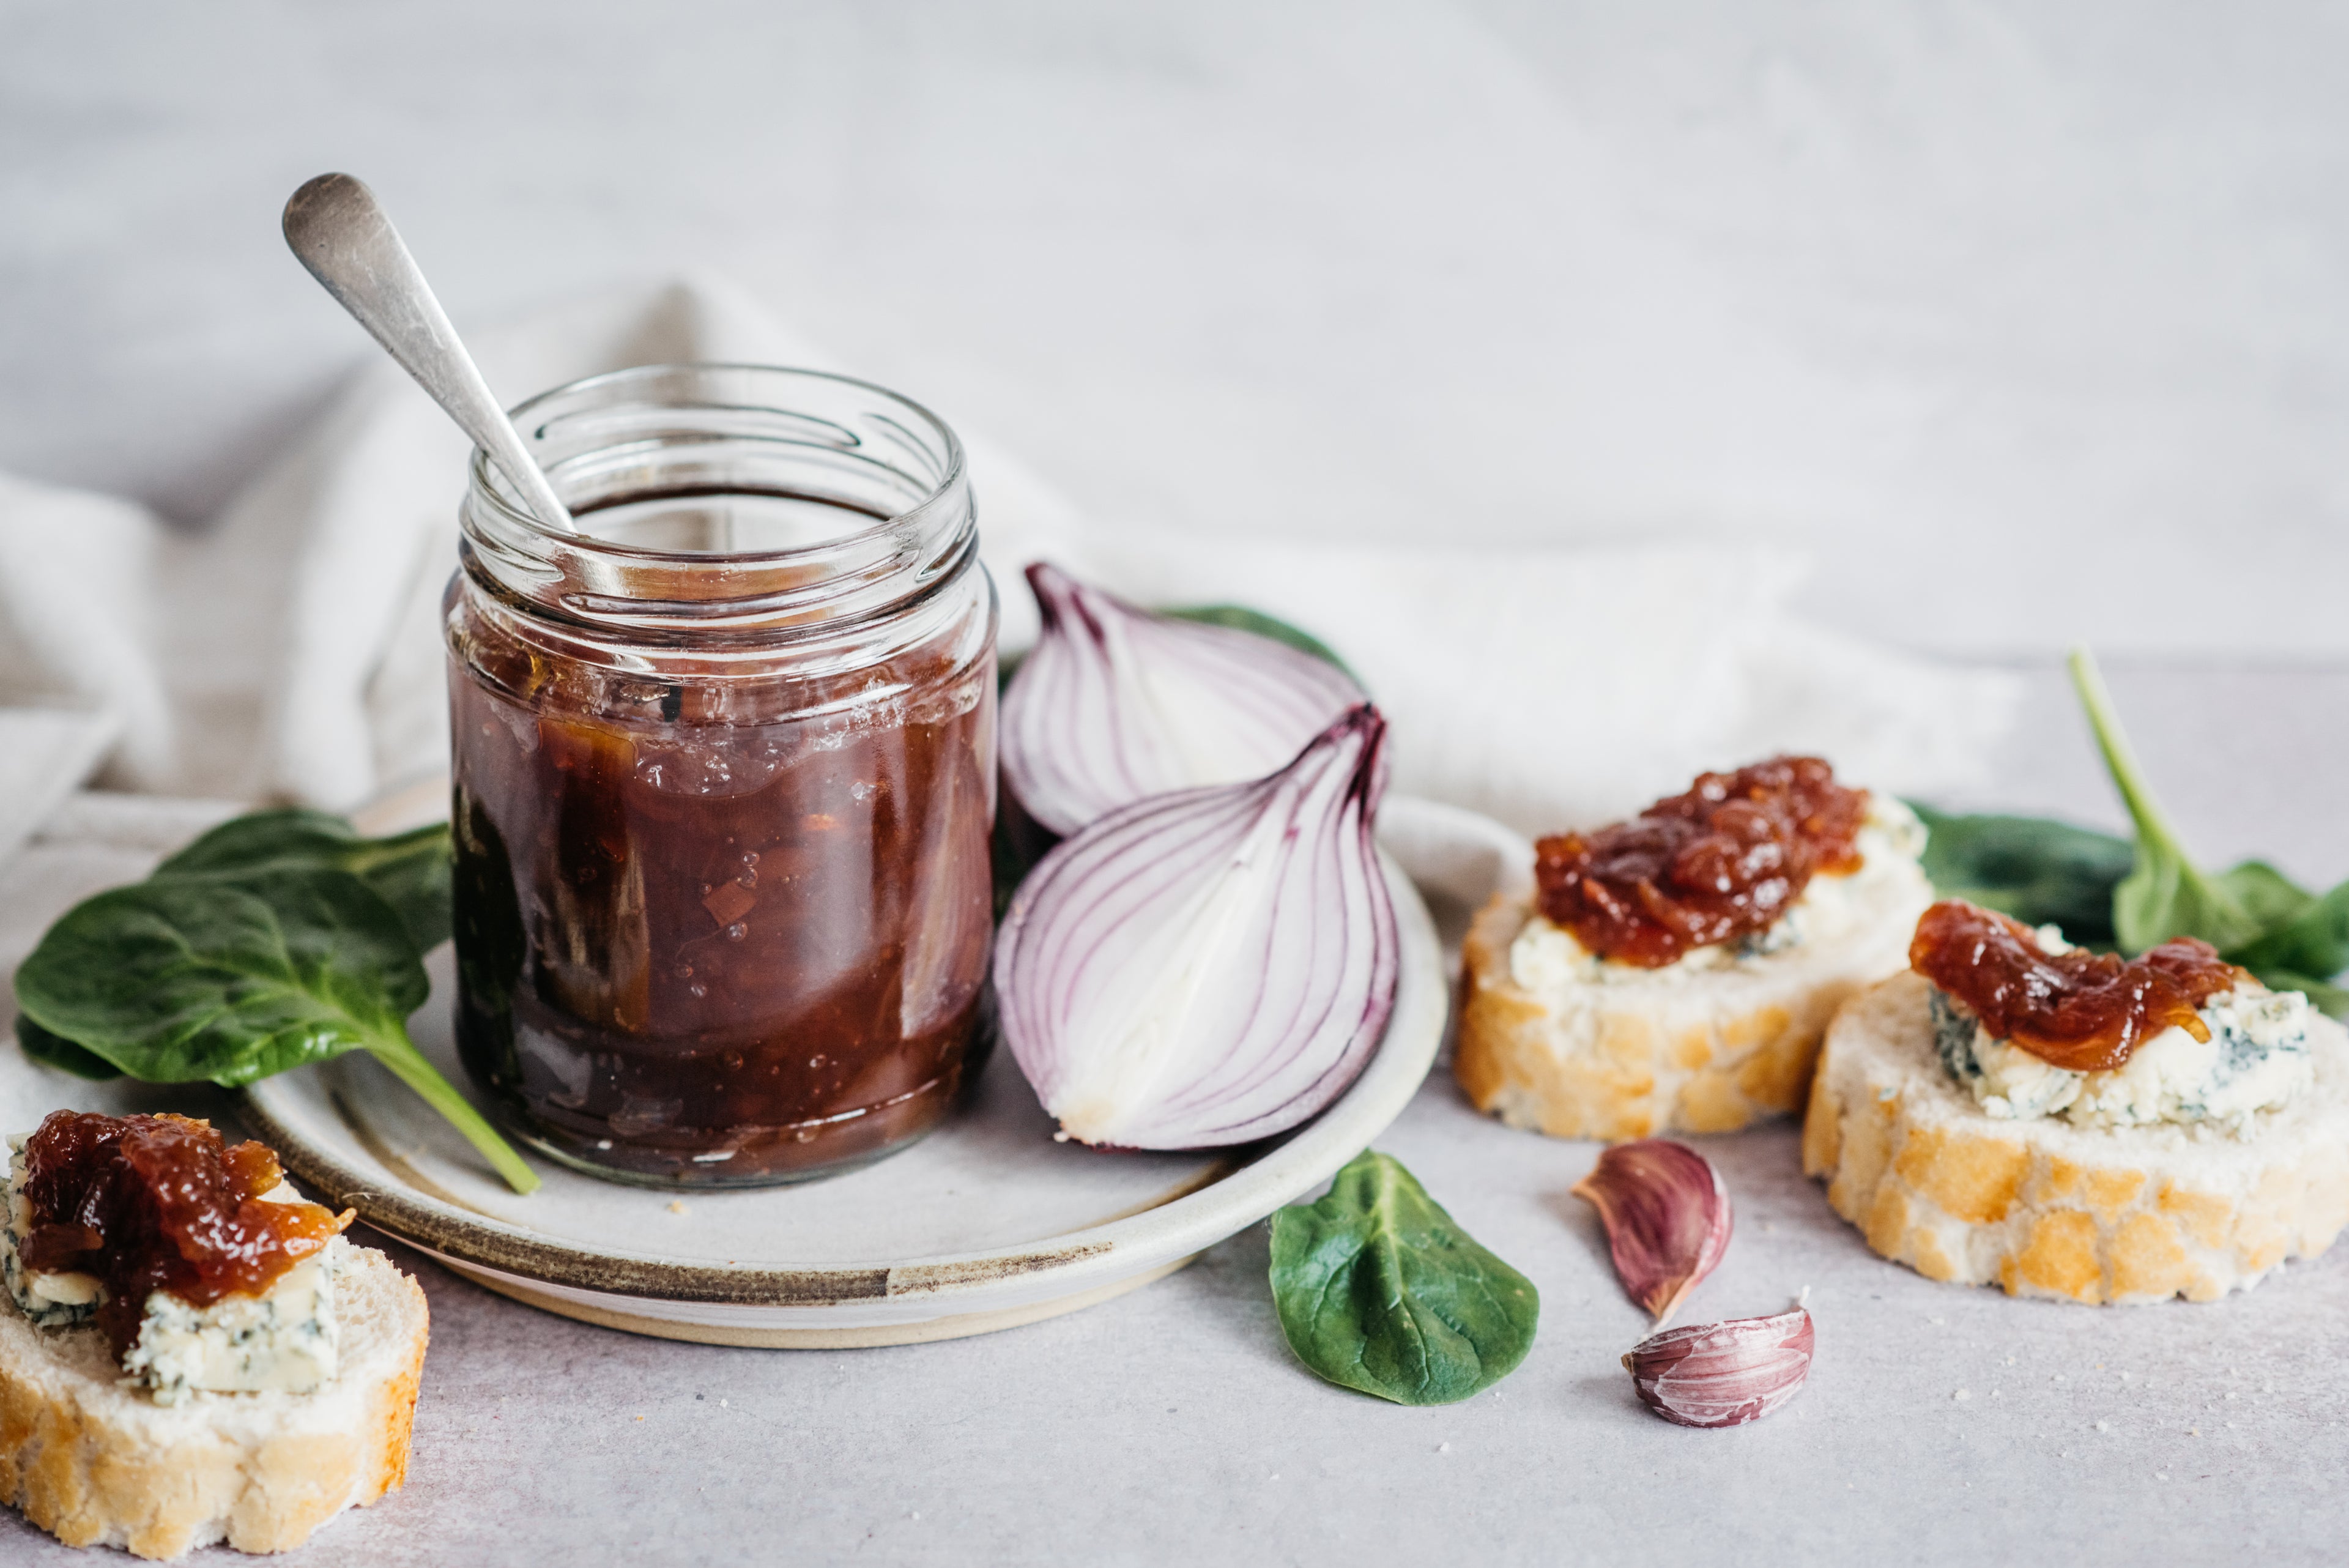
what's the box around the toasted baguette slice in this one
[1455,853,1929,1141]
[0,1246,426,1559]
[1804,972,2349,1304]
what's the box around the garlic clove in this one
[1571,1139,1732,1326]
[1001,562,1366,837]
[995,705,1397,1149]
[1622,1306,1814,1429]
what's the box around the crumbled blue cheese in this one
[2,1135,346,1405]
[1510,794,1928,990]
[1933,968,2314,1134]
[121,1238,347,1406]
[2,1137,100,1329]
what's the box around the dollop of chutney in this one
[17,1112,351,1354]
[1909,899,2247,1072]
[1534,756,1868,967]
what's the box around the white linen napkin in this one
[0,275,2015,839]
[0,708,119,868]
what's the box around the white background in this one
[6,0,2346,658]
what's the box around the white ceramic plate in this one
[226,816,1483,1347]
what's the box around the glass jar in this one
[443,364,996,1187]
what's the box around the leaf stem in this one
[365,1029,540,1194]
[2066,645,2188,861]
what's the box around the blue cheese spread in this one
[119,1240,347,1406]
[1930,932,2314,1133]
[2,1140,99,1329]
[2,1135,347,1405]
[1510,795,1930,994]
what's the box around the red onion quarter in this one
[994,705,1398,1149]
[1001,563,1368,837]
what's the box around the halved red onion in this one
[1001,562,1367,837]
[995,704,1398,1149]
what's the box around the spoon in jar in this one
[281,172,576,533]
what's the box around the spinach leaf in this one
[155,809,453,953]
[2229,877,2349,1010]
[1912,652,2349,1019]
[1165,604,1357,680]
[2214,863,2320,943]
[12,1014,123,1081]
[1268,1150,1537,1405]
[2068,648,2269,955]
[1909,804,2132,946]
[13,864,537,1193]
[2062,647,2349,1016]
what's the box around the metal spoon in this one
[281,172,575,533]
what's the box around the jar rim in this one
[459,362,978,642]
[470,361,968,566]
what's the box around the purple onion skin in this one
[1000,562,1366,838]
[1624,1306,1814,1429]
[994,704,1398,1150]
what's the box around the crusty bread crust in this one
[0,1246,427,1559]
[1805,972,2349,1304]
[1455,885,1919,1141]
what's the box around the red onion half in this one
[995,704,1398,1149]
[1001,562,1367,836]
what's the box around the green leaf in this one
[2229,875,2349,985]
[1268,1150,1538,1405]
[156,809,453,953]
[2212,861,2316,934]
[1912,653,2349,1011]
[14,870,425,1085]
[13,1014,124,1080]
[1908,804,2133,946]
[2068,648,2267,954]
[1164,604,1357,680]
[13,864,536,1194]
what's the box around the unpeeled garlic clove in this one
[1622,1306,1814,1429]
[1571,1139,1732,1326]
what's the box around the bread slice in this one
[1804,971,2349,1304]
[0,1245,426,1558]
[1455,847,1931,1141]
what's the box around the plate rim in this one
[242,852,1448,1312]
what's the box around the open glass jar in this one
[443,365,996,1187]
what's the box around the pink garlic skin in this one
[1572,1139,1734,1326]
[1623,1306,1814,1429]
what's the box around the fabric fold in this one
[0,273,2016,835]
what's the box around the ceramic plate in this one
[228,798,1520,1348]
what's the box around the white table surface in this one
[1,658,2345,1566]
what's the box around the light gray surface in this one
[2,661,2346,1566]
[8,1,2349,657]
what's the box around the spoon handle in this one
[282,173,574,533]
